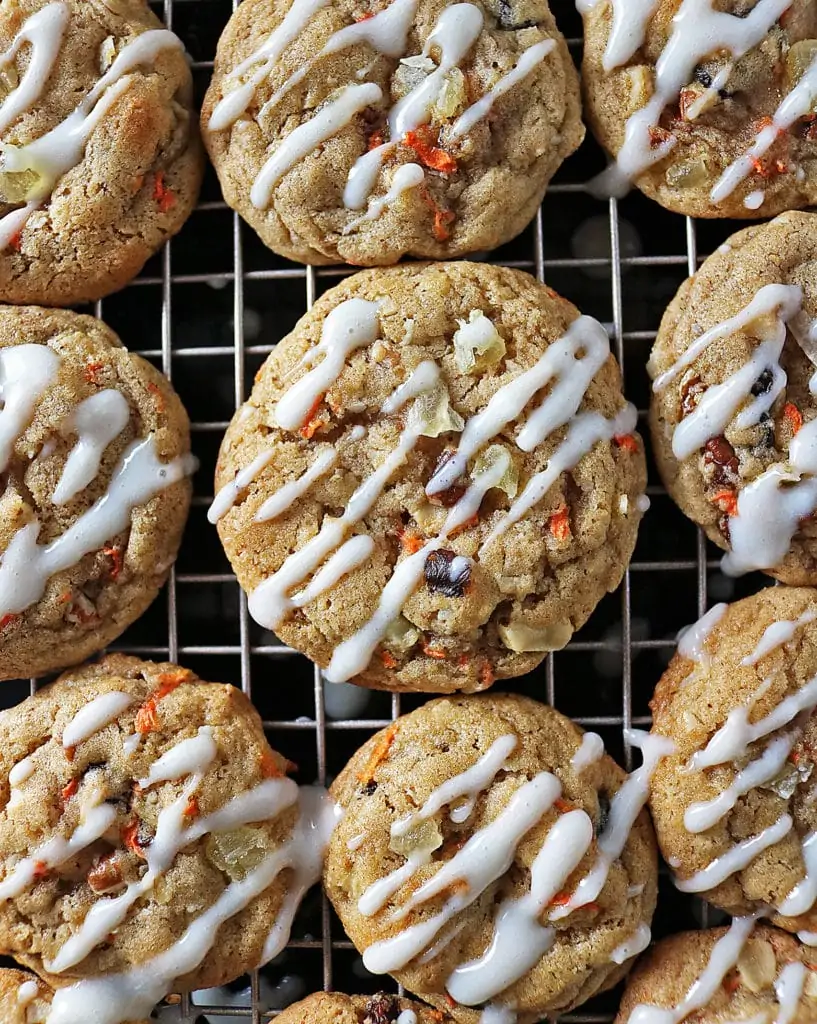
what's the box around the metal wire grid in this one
[3,0,774,1019]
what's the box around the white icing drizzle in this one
[447,38,554,142]
[343,163,425,235]
[427,315,610,494]
[742,609,817,666]
[137,727,216,789]
[62,692,134,749]
[595,0,660,72]
[391,734,517,839]
[324,436,515,682]
[675,814,793,892]
[478,1008,516,1024]
[0,345,61,471]
[445,809,593,1006]
[0,436,197,617]
[274,298,382,431]
[683,731,795,833]
[0,3,69,135]
[347,831,366,851]
[676,604,727,664]
[381,360,441,415]
[362,772,562,974]
[798,930,817,945]
[0,29,185,246]
[480,404,638,553]
[121,733,141,758]
[610,922,652,964]
[290,534,375,608]
[208,0,332,131]
[16,979,40,1007]
[712,54,817,203]
[343,4,484,210]
[592,0,791,197]
[550,729,675,919]
[744,189,765,210]
[570,732,605,773]
[9,755,35,787]
[778,830,817,917]
[251,82,383,209]
[774,962,807,1024]
[625,916,757,1024]
[208,448,276,524]
[45,787,339,1024]
[255,447,338,523]
[52,391,130,506]
[396,1013,418,1024]
[690,675,817,771]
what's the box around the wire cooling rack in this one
[0,0,779,1019]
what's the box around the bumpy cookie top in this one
[0,969,52,1024]
[276,992,453,1024]
[325,695,659,1023]
[581,0,817,218]
[615,925,817,1024]
[201,0,583,265]
[649,212,817,584]
[649,587,817,932]
[0,655,338,1024]
[0,306,195,681]
[212,263,646,693]
[0,0,203,306]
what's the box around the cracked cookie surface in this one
[212,262,646,693]
[0,305,193,681]
[201,0,583,265]
[324,694,659,1023]
[0,0,203,306]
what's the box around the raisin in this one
[751,368,774,396]
[428,449,467,508]
[596,794,610,837]
[681,375,705,416]
[694,67,713,88]
[88,853,124,894]
[362,779,378,795]
[424,549,471,598]
[703,436,739,486]
[364,993,400,1024]
[719,513,732,544]
[758,411,775,449]
[497,0,538,28]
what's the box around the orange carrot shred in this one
[422,641,448,660]
[784,402,803,435]
[713,489,739,518]
[554,797,573,813]
[549,507,571,542]
[614,434,639,454]
[134,672,187,735]
[445,994,457,1009]
[260,750,284,778]
[84,361,104,386]
[61,778,78,802]
[404,126,457,174]
[367,128,385,151]
[64,746,76,763]
[122,821,146,859]
[147,381,166,411]
[8,230,22,252]
[354,9,375,20]
[32,861,49,881]
[433,208,455,242]
[723,972,741,994]
[153,171,176,214]
[299,393,327,440]
[103,546,123,581]
[398,528,425,554]
[480,659,494,688]
[0,613,17,630]
[184,796,199,818]
[380,649,398,669]
[356,722,399,785]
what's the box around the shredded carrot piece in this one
[8,230,22,252]
[554,797,573,813]
[299,392,328,440]
[153,171,176,214]
[784,402,803,435]
[147,381,166,412]
[429,1012,445,1022]
[549,506,571,542]
[356,722,399,785]
[549,890,572,906]
[433,208,455,242]
[458,653,469,668]
[184,796,199,818]
[32,861,49,880]
[791,750,802,765]
[103,546,123,581]
[367,128,385,151]
[398,528,425,554]
[84,361,104,386]
[0,613,17,630]
[422,641,448,660]
[713,488,739,518]
[445,994,457,1009]
[134,672,187,735]
[448,513,478,539]
[614,434,639,454]
[58,590,72,604]
[678,89,697,120]
[380,649,398,669]
[723,972,741,994]
[404,126,457,174]
[122,821,146,859]
[480,659,494,688]
[354,9,375,19]
[260,750,285,778]
[64,746,76,763]
[61,778,78,802]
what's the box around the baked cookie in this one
[649,212,817,583]
[0,306,195,681]
[324,695,660,1023]
[581,0,817,218]
[201,0,583,266]
[0,0,203,306]
[276,992,452,1024]
[211,262,647,693]
[615,924,817,1024]
[649,587,817,933]
[0,655,338,1022]
[0,967,150,1024]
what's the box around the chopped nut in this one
[499,619,573,653]
[703,436,739,487]
[364,993,400,1024]
[737,937,777,993]
[389,817,442,857]
[88,853,125,894]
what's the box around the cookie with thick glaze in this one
[0,0,203,306]
[0,655,336,1020]
[201,0,583,265]
[0,967,150,1024]
[211,262,646,693]
[0,305,195,680]
[324,694,659,1023]
[649,587,817,933]
[581,0,817,218]
[649,211,817,583]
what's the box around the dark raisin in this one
[758,411,775,449]
[596,794,610,837]
[497,0,538,28]
[703,436,739,486]
[719,513,732,544]
[364,993,400,1024]
[424,549,471,598]
[694,67,713,88]
[362,779,377,795]
[751,368,774,396]
[681,375,705,416]
[428,449,467,508]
